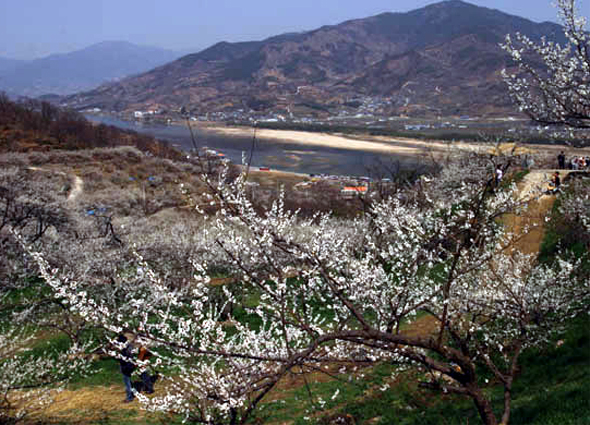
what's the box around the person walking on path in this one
[117,334,136,403]
[558,151,566,169]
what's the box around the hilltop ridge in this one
[62,1,565,119]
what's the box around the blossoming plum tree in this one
[502,0,590,131]
[27,152,589,425]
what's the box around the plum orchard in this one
[0,166,93,424]
[26,151,589,425]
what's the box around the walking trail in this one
[28,167,84,204]
[67,174,83,203]
[511,169,574,254]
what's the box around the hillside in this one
[2,143,588,424]
[62,0,565,117]
[0,41,182,97]
[0,95,181,159]
[1,90,589,424]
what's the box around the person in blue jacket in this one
[117,334,136,402]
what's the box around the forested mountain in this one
[62,0,565,117]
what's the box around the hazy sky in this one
[1,0,589,59]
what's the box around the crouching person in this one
[138,344,155,394]
[547,171,561,194]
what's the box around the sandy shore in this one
[205,126,464,156]
[203,125,585,157]
[197,127,590,182]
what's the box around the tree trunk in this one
[471,387,498,425]
[501,387,512,425]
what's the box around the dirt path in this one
[518,169,564,201]
[28,166,84,204]
[512,169,574,254]
[67,174,83,203]
[29,386,148,424]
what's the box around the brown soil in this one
[400,315,441,338]
[25,386,154,424]
[508,170,573,254]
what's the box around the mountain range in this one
[0,41,183,97]
[62,1,565,118]
[0,57,26,74]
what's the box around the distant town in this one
[83,93,587,146]
[87,95,486,126]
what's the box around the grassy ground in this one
[246,317,589,425]
[21,310,588,425]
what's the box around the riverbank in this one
[203,124,590,162]
[86,115,440,175]
[204,125,463,157]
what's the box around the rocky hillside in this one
[62,0,565,118]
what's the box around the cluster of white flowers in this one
[2,132,585,425]
[559,179,590,231]
[0,324,92,423]
[502,0,590,134]
[1,3,588,420]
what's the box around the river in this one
[85,115,419,177]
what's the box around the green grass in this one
[538,178,590,267]
[509,169,529,185]
[247,315,590,425]
[507,315,590,425]
[68,357,122,389]
[248,362,479,425]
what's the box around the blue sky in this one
[1,0,589,59]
